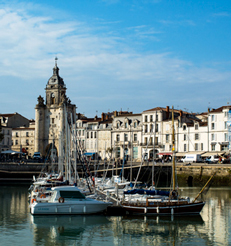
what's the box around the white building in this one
[111,111,142,161]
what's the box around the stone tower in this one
[34,58,76,158]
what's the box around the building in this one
[112,111,142,161]
[0,113,30,152]
[11,120,35,157]
[34,59,76,158]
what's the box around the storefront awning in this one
[176,151,206,157]
[158,152,172,156]
[201,151,225,157]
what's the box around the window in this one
[184,134,187,141]
[201,143,203,151]
[125,122,128,128]
[52,118,55,124]
[26,139,29,145]
[117,123,120,129]
[51,93,55,104]
[211,115,215,121]
[124,134,128,141]
[163,145,165,151]
[94,132,97,138]
[116,134,120,142]
[87,132,89,138]
[91,132,93,138]
[195,124,199,130]
[156,114,158,121]
[183,125,186,130]
[211,123,215,130]
[150,137,153,145]
[184,144,187,152]
[211,134,215,141]
[134,134,137,142]
[225,133,228,141]
[26,132,29,137]
[195,143,198,151]
[225,111,228,117]
[195,134,199,140]
[145,115,148,122]
[116,147,120,158]
[169,145,172,151]
[16,132,18,137]
[155,137,158,145]
[166,134,169,143]
[155,124,158,132]
[150,124,153,132]
[212,145,215,151]
[144,137,148,145]
[224,122,227,129]
[144,125,147,133]
[15,140,18,145]
[134,122,137,128]
[150,115,153,122]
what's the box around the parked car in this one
[33,152,42,160]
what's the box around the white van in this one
[183,154,202,163]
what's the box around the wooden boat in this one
[121,106,210,216]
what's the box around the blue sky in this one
[0,0,231,119]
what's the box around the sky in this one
[0,0,231,119]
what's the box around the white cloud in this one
[0,2,230,118]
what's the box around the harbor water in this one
[0,184,231,246]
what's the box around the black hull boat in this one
[121,106,212,216]
[122,200,205,215]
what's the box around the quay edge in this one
[0,162,231,186]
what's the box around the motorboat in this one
[30,186,112,215]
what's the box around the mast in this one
[172,106,176,190]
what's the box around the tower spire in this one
[55,57,58,66]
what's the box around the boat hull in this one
[122,201,205,215]
[31,200,111,215]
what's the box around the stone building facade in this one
[34,60,76,158]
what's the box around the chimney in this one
[106,114,109,120]
[166,106,169,119]
[114,111,118,117]
[101,113,105,121]
[208,107,210,112]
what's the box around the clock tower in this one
[34,58,76,159]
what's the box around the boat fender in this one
[58,197,65,203]
[31,198,36,203]
[40,194,46,199]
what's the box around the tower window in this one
[51,93,55,104]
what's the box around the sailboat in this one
[121,106,209,215]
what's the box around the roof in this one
[209,106,231,113]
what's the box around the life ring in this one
[58,197,65,203]
[40,194,46,199]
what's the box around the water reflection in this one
[1,186,231,245]
[30,215,111,245]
